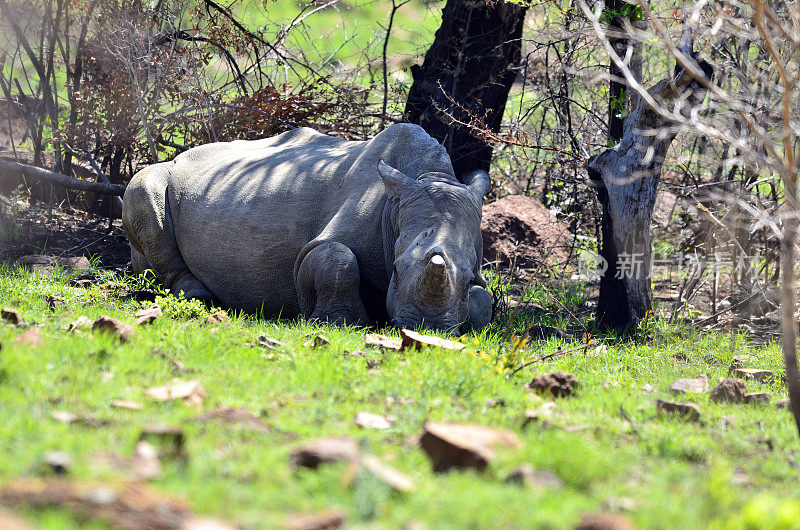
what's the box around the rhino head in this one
[378,160,491,334]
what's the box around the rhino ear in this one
[463,169,491,198]
[378,160,415,199]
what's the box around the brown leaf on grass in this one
[744,392,771,405]
[0,507,37,530]
[110,400,143,411]
[192,407,270,433]
[132,441,161,480]
[147,380,205,406]
[505,464,564,489]
[285,510,345,530]
[13,328,41,347]
[205,312,229,325]
[139,425,186,459]
[1,308,24,326]
[655,400,702,422]
[290,437,359,469]
[400,329,466,351]
[669,375,709,394]
[303,334,330,348]
[68,316,93,332]
[354,412,393,430]
[51,410,109,428]
[728,355,754,373]
[43,451,71,475]
[710,378,748,404]
[133,306,162,326]
[255,335,285,349]
[419,422,521,473]
[521,402,561,428]
[0,479,235,530]
[364,333,402,350]
[92,316,135,342]
[732,368,774,383]
[361,455,415,493]
[527,371,578,398]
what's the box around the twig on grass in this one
[510,340,596,376]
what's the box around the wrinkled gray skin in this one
[122,123,492,333]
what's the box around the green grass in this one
[1,264,800,529]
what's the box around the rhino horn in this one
[463,169,491,197]
[417,253,451,306]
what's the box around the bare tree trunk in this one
[0,159,126,196]
[404,0,528,180]
[589,29,711,331]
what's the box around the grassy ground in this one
[1,264,800,529]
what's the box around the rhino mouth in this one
[390,314,462,335]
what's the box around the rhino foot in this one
[296,240,371,327]
[172,271,217,306]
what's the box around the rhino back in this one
[163,128,377,314]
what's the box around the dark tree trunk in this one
[404,0,528,180]
[590,27,711,331]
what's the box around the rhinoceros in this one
[122,123,492,333]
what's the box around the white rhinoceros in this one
[122,123,492,333]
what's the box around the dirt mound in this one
[481,195,573,268]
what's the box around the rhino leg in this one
[464,285,493,331]
[122,166,215,305]
[296,241,370,326]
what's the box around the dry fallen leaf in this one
[290,437,359,469]
[364,333,402,350]
[1,308,24,326]
[669,375,709,394]
[285,509,345,530]
[92,316,135,342]
[419,421,521,472]
[303,334,330,348]
[400,329,466,351]
[360,455,415,492]
[133,305,162,326]
[51,410,108,428]
[0,479,235,530]
[655,400,702,422]
[132,441,161,480]
[205,312,229,325]
[744,392,771,405]
[139,425,186,459]
[256,335,286,349]
[193,407,270,433]
[146,380,205,406]
[110,400,143,411]
[732,368,774,383]
[68,316,93,332]
[13,328,41,347]
[354,411,393,430]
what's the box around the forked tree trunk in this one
[589,30,711,331]
[404,0,528,180]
